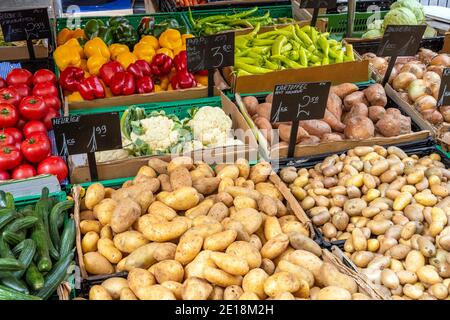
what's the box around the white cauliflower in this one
[188,106,233,147]
[95,149,130,163]
[181,140,204,153]
[130,115,180,153]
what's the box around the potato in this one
[242,268,269,299]
[89,285,112,300]
[169,166,192,190]
[82,231,99,253]
[344,116,375,140]
[264,216,283,240]
[256,182,283,201]
[101,277,129,299]
[417,266,442,285]
[123,243,159,270]
[120,288,138,300]
[233,196,257,210]
[224,285,244,300]
[83,252,114,275]
[381,269,400,290]
[207,202,229,222]
[318,263,357,294]
[249,161,272,184]
[368,105,386,123]
[157,187,200,211]
[153,260,184,283]
[192,177,220,195]
[113,184,156,212]
[243,96,259,116]
[203,230,237,251]
[300,120,332,137]
[289,232,322,257]
[182,277,213,300]
[93,198,117,226]
[257,195,278,216]
[113,231,149,253]
[158,174,172,192]
[80,210,96,221]
[211,252,249,276]
[344,198,367,216]
[204,266,242,287]
[148,158,168,174]
[276,260,314,287]
[230,208,263,235]
[343,103,368,124]
[135,285,177,300]
[316,286,352,300]
[142,217,191,242]
[85,183,105,210]
[185,199,215,219]
[226,241,261,269]
[97,238,122,264]
[80,220,101,234]
[331,83,358,99]
[288,250,323,278]
[264,272,300,297]
[175,233,203,265]
[110,198,141,233]
[343,91,369,111]
[261,233,289,260]
[148,201,177,220]
[364,83,387,107]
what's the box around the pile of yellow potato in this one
[282,146,450,300]
[78,157,372,300]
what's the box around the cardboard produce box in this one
[68,93,259,183]
[0,44,48,61]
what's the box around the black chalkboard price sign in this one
[299,0,337,26]
[378,25,426,86]
[186,33,235,97]
[437,68,450,107]
[270,82,331,158]
[52,113,122,181]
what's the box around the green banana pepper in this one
[288,50,300,61]
[299,47,308,66]
[235,61,272,74]
[252,39,276,46]
[280,43,293,53]
[317,36,329,57]
[271,55,303,69]
[264,58,280,70]
[296,28,313,47]
[271,35,287,56]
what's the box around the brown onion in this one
[432,85,440,100]
[418,48,438,65]
[400,62,426,79]
[422,109,444,125]
[388,65,401,84]
[427,65,445,77]
[423,71,441,89]
[408,79,432,102]
[414,95,437,113]
[398,92,412,104]
[430,54,450,67]
[393,72,417,91]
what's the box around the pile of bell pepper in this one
[188,6,293,36]
[234,24,355,76]
[54,28,207,101]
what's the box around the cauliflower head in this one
[188,106,233,147]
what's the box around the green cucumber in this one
[0,274,29,294]
[0,234,13,258]
[2,230,26,246]
[59,219,75,259]
[12,239,36,278]
[0,191,7,209]
[25,262,44,291]
[0,258,24,271]
[35,189,59,261]
[0,284,41,300]
[4,216,38,233]
[34,252,74,299]
[49,200,74,250]
[0,210,18,230]
[5,193,14,210]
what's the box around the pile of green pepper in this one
[188,7,293,36]
[234,24,355,76]
[84,17,138,48]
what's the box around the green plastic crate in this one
[185,5,294,36]
[13,191,67,209]
[320,11,388,38]
[56,12,191,34]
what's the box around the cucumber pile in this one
[0,188,75,300]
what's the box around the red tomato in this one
[42,95,61,111]
[23,120,47,138]
[0,132,14,147]
[21,133,51,163]
[4,127,23,143]
[12,163,36,179]
[32,82,58,97]
[0,169,10,180]
[0,103,18,128]
[6,68,32,87]
[0,87,20,106]
[15,118,26,130]
[19,96,48,121]
[37,156,67,182]
[42,108,60,130]
[0,146,22,170]
[33,69,57,85]
[0,77,6,89]
[9,84,31,99]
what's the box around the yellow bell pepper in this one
[155,75,169,91]
[195,74,208,87]
[159,29,182,50]
[116,51,137,69]
[84,71,91,78]
[64,38,85,59]
[99,79,113,98]
[67,91,84,102]
[109,43,129,60]
[140,35,160,50]
[156,47,174,59]
[53,44,81,71]
[173,45,186,57]
[57,28,74,46]
[133,42,156,63]
[181,34,194,46]
[84,37,110,59]
[79,59,88,71]
[87,54,108,76]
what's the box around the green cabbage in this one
[423,26,437,38]
[391,0,425,24]
[367,19,384,31]
[383,7,418,30]
[362,29,383,39]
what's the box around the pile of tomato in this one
[0,68,68,182]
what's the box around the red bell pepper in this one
[110,71,135,96]
[136,76,154,94]
[173,51,187,72]
[127,60,152,79]
[197,69,209,76]
[77,76,105,100]
[99,61,124,86]
[150,54,173,77]
[171,71,197,90]
[59,66,84,92]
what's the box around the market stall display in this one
[0,189,75,300]
[281,146,450,300]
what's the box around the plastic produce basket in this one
[320,11,388,39]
